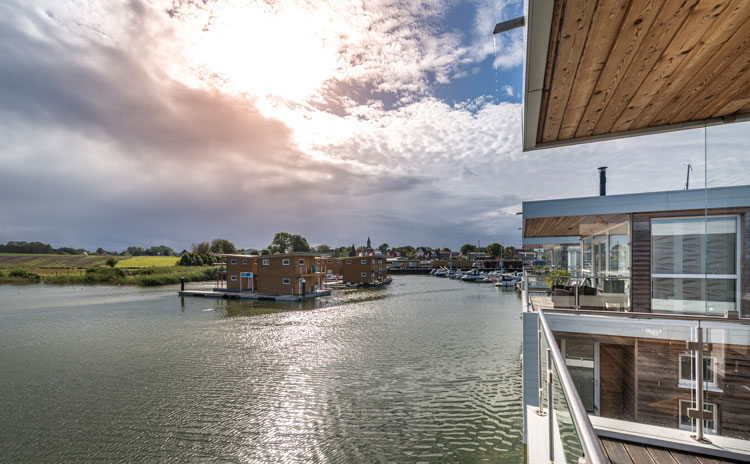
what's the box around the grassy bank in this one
[0,265,217,286]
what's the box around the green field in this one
[115,256,180,268]
[0,253,213,286]
[0,253,110,269]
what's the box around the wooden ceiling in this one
[524,214,628,238]
[535,0,750,146]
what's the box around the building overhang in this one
[522,0,750,151]
[522,185,750,241]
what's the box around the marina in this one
[0,276,525,463]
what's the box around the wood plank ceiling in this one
[524,213,627,238]
[537,0,750,145]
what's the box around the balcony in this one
[525,308,750,463]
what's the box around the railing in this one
[537,309,608,464]
[534,308,750,459]
[523,271,631,312]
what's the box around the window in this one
[299,259,305,265]
[230,275,237,281]
[231,259,236,264]
[327,260,332,263]
[282,278,290,285]
[651,217,739,315]
[242,259,247,265]
[361,272,367,277]
[282,259,290,265]
[346,260,351,264]
[678,353,718,388]
[262,259,269,266]
[679,400,717,434]
[361,259,367,264]
[378,260,382,264]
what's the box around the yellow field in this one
[115,256,180,268]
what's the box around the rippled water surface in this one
[0,276,523,463]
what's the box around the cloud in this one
[0,0,747,253]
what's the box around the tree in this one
[315,244,331,252]
[106,257,118,268]
[268,232,310,254]
[378,243,389,253]
[348,244,356,257]
[460,244,477,256]
[191,242,211,255]
[210,238,236,254]
[486,243,502,257]
[503,246,516,259]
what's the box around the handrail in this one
[538,308,608,464]
[541,307,750,324]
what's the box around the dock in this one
[178,289,331,301]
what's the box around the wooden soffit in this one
[524,213,628,239]
[523,0,750,151]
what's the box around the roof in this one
[218,252,323,258]
[522,0,750,151]
[522,184,750,244]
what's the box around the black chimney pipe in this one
[598,166,607,196]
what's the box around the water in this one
[0,276,524,463]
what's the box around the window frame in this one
[679,399,717,434]
[361,259,367,264]
[650,215,741,314]
[282,259,290,266]
[299,259,305,265]
[678,353,719,390]
[230,259,236,264]
[282,278,290,285]
[262,259,269,266]
[361,272,367,277]
[242,259,247,265]
[230,275,237,281]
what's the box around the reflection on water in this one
[0,276,523,463]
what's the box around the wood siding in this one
[558,332,750,440]
[538,0,750,145]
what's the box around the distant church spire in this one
[367,236,372,250]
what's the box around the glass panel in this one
[609,235,628,274]
[704,321,750,440]
[551,361,585,464]
[652,278,735,315]
[582,238,592,277]
[652,217,737,275]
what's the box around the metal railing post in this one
[547,347,554,463]
[692,323,711,443]
[537,317,545,415]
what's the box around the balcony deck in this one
[599,437,742,464]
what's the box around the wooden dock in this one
[178,289,331,301]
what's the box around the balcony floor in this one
[599,437,742,464]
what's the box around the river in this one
[0,275,523,463]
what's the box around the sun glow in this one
[184,2,342,103]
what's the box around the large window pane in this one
[652,278,736,315]
[652,217,737,275]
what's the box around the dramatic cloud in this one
[0,0,747,252]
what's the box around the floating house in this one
[221,253,326,296]
[497,0,750,461]
[341,256,388,285]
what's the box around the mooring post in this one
[180,276,185,292]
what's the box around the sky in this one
[1,0,748,252]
